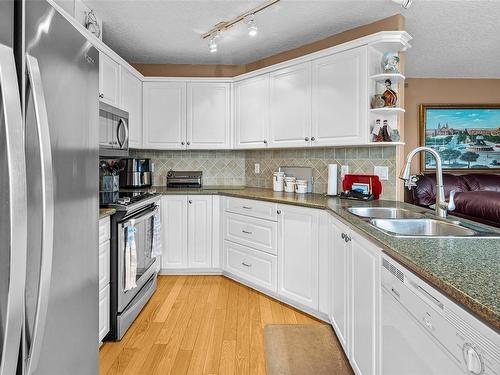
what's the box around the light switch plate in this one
[341,165,349,178]
[374,166,389,181]
[254,163,260,174]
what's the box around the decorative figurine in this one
[381,120,392,142]
[382,79,398,107]
[391,128,401,142]
[371,94,385,109]
[372,119,382,141]
[382,52,400,73]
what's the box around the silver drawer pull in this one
[241,262,252,267]
[415,284,444,309]
[242,206,252,210]
[242,230,253,235]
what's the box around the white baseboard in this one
[159,268,223,275]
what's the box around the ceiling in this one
[79,0,500,78]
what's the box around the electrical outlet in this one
[341,165,349,178]
[254,163,260,174]
[374,166,389,181]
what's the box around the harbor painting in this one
[419,104,500,172]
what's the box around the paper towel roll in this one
[327,164,338,196]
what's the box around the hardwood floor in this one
[99,275,329,375]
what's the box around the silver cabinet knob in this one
[188,200,192,204]
[181,141,185,145]
[187,141,191,146]
[341,233,345,239]
[263,139,268,144]
[311,137,316,141]
[277,209,281,215]
[99,93,104,99]
[305,137,310,142]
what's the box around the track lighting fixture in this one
[208,32,219,53]
[245,14,258,37]
[391,0,412,9]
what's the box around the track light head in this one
[392,0,412,9]
[208,31,219,53]
[244,14,258,37]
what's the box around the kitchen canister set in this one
[273,171,308,194]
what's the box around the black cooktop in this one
[100,190,156,207]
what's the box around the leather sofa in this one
[407,173,500,228]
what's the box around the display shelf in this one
[370,73,405,83]
[370,107,405,114]
[366,141,405,146]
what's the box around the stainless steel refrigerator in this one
[1,0,99,374]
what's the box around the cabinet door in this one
[188,195,213,268]
[277,204,319,309]
[269,62,312,148]
[329,217,350,354]
[161,196,188,269]
[187,82,230,149]
[120,69,142,148]
[311,47,368,146]
[98,284,110,343]
[234,75,269,149]
[99,52,120,107]
[350,231,381,375]
[143,82,186,150]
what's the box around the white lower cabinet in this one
[98,284,110,343]
[160,195,213,270]
[329,215,382,375]
[224,240,277,292]
[277,204,319,310]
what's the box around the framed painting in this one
[419,104,500,172]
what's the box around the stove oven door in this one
[116,204,159,313]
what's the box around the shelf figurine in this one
[382,79,398,107]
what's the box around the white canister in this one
[295,179,308,194]
[284,176,296,193]
[273,171,285,192]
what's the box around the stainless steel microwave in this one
[99,102,129,157]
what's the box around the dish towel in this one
[124,222,137,291]
[151,209,162,258]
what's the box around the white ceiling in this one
[80,0,500,78]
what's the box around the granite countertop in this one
[151,186,500,330]
[99,207,116,219]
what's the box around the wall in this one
[132,14,405,77]
[132,146,398,200]
[404,78,500,172]
[245,146,397,199]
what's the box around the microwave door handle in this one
[116,118,128,149]
[25,54,55,375]
[0,44,28,375]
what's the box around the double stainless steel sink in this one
[345,207,499,238]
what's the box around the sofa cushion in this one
[461,174,500,192]
[453,191,500,226]
[410,174,470,206]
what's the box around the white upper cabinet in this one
[311,46,368,146]
[234,74,270,149]
[99,52,120,107]
[187,82,231,149]
[187,195,213,268]
[120,68,142,148]
[142,82,186,150]
[277,204,319,309]
[269,62,312,148]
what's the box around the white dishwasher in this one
[381,256,500,375]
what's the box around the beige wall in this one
[132,14,404,77]
[404,78,500,172]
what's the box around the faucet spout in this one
[400,146,450,218]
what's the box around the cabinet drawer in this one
[224,212,277,255]
[99,284,110,343]
[224,197,277,221]
[224,240,277,292]
[99,240,110,291]
[99,216,110,244]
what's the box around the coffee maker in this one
[119,158,153,188]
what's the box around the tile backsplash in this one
[132,146,397,200]
[130,149,246,186]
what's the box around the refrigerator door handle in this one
[0,44,28,375]
[25,54,55,375]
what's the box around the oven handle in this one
[120,205,158,228]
